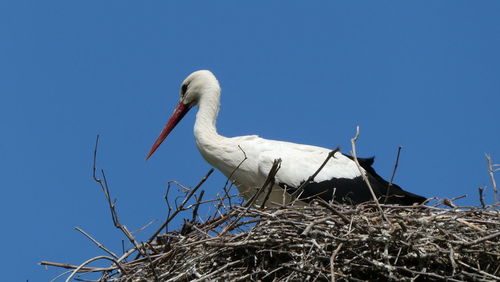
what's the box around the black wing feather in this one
[279,155,426,205]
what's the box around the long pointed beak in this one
[146,101,192,160]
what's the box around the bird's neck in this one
[194,93,225,148]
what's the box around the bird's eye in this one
[181,84,188,97]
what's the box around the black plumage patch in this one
[280,176,372,204]
[181,83,188,97]
[279,155,426,205]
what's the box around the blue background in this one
[1,1,499,280]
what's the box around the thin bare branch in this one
[290,147,340,199]
[65,256,126,282]
[147,168,214,244]
[384,146,402,204]
[486,153,498,205]
[219,159,282,236]
[222,145,248,208]
[330,243,343,282]
[40,261,113,272]
[91,135,145,257]
[350,126,389,223]
[131,219,157,234]
[478,186,486,209]
[74,227,119,259]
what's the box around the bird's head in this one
[146,70,220,160]
[180,70,220,105]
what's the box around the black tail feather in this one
[280,154,426,205]
[345,155,426,205]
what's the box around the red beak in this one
[146,101,192,160]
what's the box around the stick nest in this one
[112,201,499,282]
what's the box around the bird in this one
[146,70,426,206]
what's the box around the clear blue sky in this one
[1,1,499,280]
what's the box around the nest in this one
[112,201,499,282]
[41,173,500,281]
[43,195,499,281]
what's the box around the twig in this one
[116,247,139,264]
[92,135,145,256]
[164,182,173,231]
[316,199,359,229]
[302,217,329,236]
[49,270,75,282]
[191,259,243,282]
[223,145,247,208]
[65,256,126,282]
[40,261,113,272]
[450,194,467,201]
[384,146,402,204]
[478,186,486,209]
[290,147,340,198]
[397,267,463,282]
[457,260,500,281]
[486,153,498,205]
[191,190,205,224]
[244,159,282,208]
[74,227,119,259]
[131,219,157,234]
[101,170,144,255]
[447,243,457,276]
[182,194,237,208]
[461,231,500,246]
[330,243,343,282]
[260,159,282,208]
[443,198,457,209]
[350,126,389,223]
[142,243,160,281]
[219,159,282,236]
[147,168,214,244]
[92,134,101,183]
[441,194,468,209]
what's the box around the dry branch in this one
[350,126,389,223]
[147,168,214,244]
[385,146,402,204]
[486,153,499,205]
[92,135,145,257]
[290,147,340,199]
[74,227,119,260]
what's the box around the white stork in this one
[146,70,426,206]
